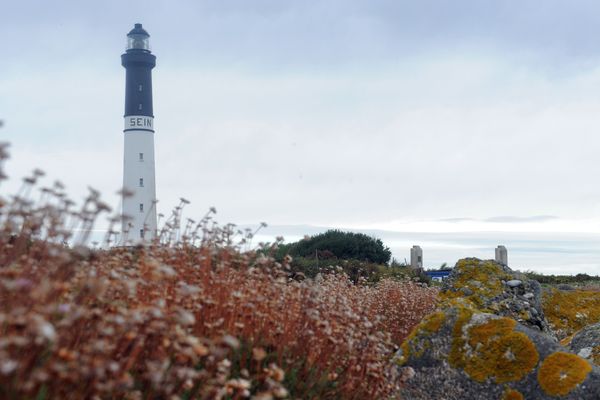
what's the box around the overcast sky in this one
[2,0,600,272]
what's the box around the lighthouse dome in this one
[126,23,150,51]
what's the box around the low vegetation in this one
[524,271,600,286]
[282,256,430,285]
[0,143,439,399]
[273,231,429,284]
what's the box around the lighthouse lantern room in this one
[121,23,157,243]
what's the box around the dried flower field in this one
[0,143,438,399]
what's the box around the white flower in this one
[38,320,57,342]
[0,360,17,375]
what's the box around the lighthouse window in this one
[139,178,144,187]
[139,203,144,212]
[140,229,144,238]
[139,152,144,161]
[138,84,143,92]
[138,103,143,110]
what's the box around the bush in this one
[278,230,392,264]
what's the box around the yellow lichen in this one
[397,331,417,366]
[450,315,539,384]
[592,345,600,366]
[517,310,531,321]
[448,304,477,370]
[502,388,524,400]
[441,258,512,309]
[538,352,592,396]
[396,311,447,366]
[421,311,446,333]
[543,288,600,339]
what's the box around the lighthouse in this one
[121,23,157,243]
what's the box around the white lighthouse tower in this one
[121,23,158,244]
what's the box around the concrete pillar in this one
[495,245,508,266]
[410,245,423,269]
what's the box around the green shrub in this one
[524,271,600,286]
[277,229,391,264]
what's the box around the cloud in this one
[438,217,477,223]
[4,0,600,73]
[435,215,560,225]
[485,215,559,223]
[3,0,600,251]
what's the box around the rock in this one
[568,322,600,366]
[530,307,538,316]
[579,347,593,358]
[394,258,600,399]
[398,366,415,384]
[441,258,555,337]
[543,288,600,340]
[469,280,483,289]
[396,301,600,399]
[557,283,576,291]
[506,279,523,288]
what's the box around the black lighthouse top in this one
[122,23,156,118]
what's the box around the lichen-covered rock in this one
[396,258,600,399]
[396,300,600,399]
[441,258,555,338]
[543,288,600,340]
[568,322,600,366]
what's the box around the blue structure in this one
[426,270,451,282]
